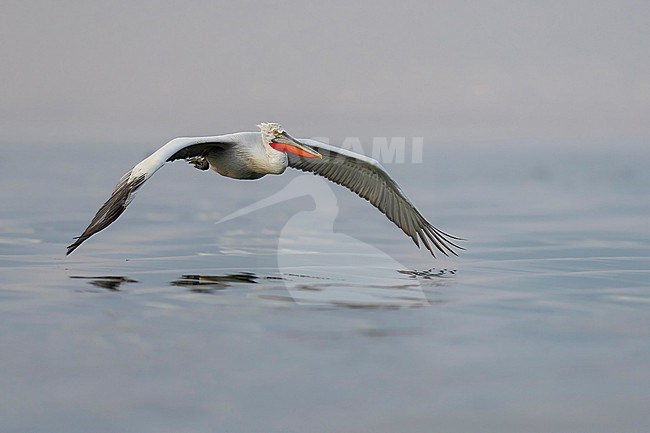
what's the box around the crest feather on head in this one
[258,122,282,134]
[258,122,284,145]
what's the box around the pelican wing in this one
[66,136,235,255]
[287,139,462,257]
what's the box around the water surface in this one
[1,141,649,433]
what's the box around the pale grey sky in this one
[2,0,649,147]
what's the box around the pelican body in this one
[67,123,462,257]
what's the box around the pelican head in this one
[258,122,322,159]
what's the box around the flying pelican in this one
[67,123,462,257]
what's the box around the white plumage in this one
[67,123,462,257]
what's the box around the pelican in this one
[67,123,462,257]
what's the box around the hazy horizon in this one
[2,1,649,148]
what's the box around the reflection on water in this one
[69,275,139,291]
[170,272,258,294]
[66,269,452,308]
[171,272,258,286]
[398,268,457,278]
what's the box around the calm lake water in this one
[1,140,649,433]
